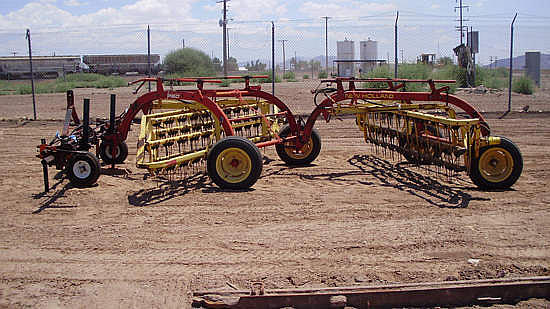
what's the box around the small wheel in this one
[67,152,101,187]
[469,136,523,190]
[207,136,263,189]
[99,141,128,164]
[275,125,321,165]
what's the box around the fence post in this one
[501,13,517,118]
[26,29,37,120]
[147,25,151,92]
[271,21,275,97]
[394,11,399,78]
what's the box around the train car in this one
[0,56,81,79]
[82,54,161,75]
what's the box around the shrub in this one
[512,76,535,94]
[283,71,295,80]
[252,71,280,83]
[318,71,328,79]
[430,65,458,93]
[62,73,103,82]
[163,48,216,76]
[220,79,232,87]
[362,66,392,89]
[303,74,310,79]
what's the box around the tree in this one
[212,57,222,72]
[225,57,238,71]
[245,60,267,72]
[163,48,215,76]
[437,56,454,66]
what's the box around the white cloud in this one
[225,0,288,20]
[298,1,396,18]
[64,0,85,6]
[430,4,440,10]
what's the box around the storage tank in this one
[360,38,378,73]
[337,39,355,77]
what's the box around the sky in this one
[0,0,549,65]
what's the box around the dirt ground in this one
[0,78,549,308]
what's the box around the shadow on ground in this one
[348,154,489,208]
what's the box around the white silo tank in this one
[360,39,378,73]
[337,39,355,77]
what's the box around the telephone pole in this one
[217,0,230,76]
[322,16,331,72]
[278,39,288,74]
[455,0,469,45]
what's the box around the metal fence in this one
[0,12,549,119]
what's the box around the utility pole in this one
[278,39,288,74]
[455,0,469,45]
[226,27,232,60]
[322,16,331,73]
[217,0,230,76]
[294,51,297,71]
[394,11,398,78]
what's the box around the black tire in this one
[66,152,101,187]
[469,136,523,190]
[275,125,322,165]
[207,136,263,189]
[99,141,128,164]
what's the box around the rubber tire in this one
[99,141,128,164]
[275,125,322,166]
[207,136,263,190]
[469,136,523,190]
[66,152,101,187]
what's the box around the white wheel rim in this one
[73,160,92,179]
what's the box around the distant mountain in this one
[486,53,550,69]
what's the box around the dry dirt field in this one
[1,79,549,308]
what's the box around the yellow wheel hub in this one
[478,147,514,183]
[215,147,252,184]
[285,138,313,159]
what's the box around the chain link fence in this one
[1,12,549,119]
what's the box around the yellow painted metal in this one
[215,147,252,184]
[283,135,314,160]
[137,95,282,173]
[478,146,514,183]
[137,149,207,169]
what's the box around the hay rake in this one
[37,76,522,191]
[305,77,522,189]
[128,76,302,189]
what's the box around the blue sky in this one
[0,0,548,65]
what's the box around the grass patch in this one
[283,71,295,80]
[1,73,128,95]
[513,76,535,94]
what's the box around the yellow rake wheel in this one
[207,136,263,189]
[470,136,523,190]
[275,125,322,166]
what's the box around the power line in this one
[455,0,470,45]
